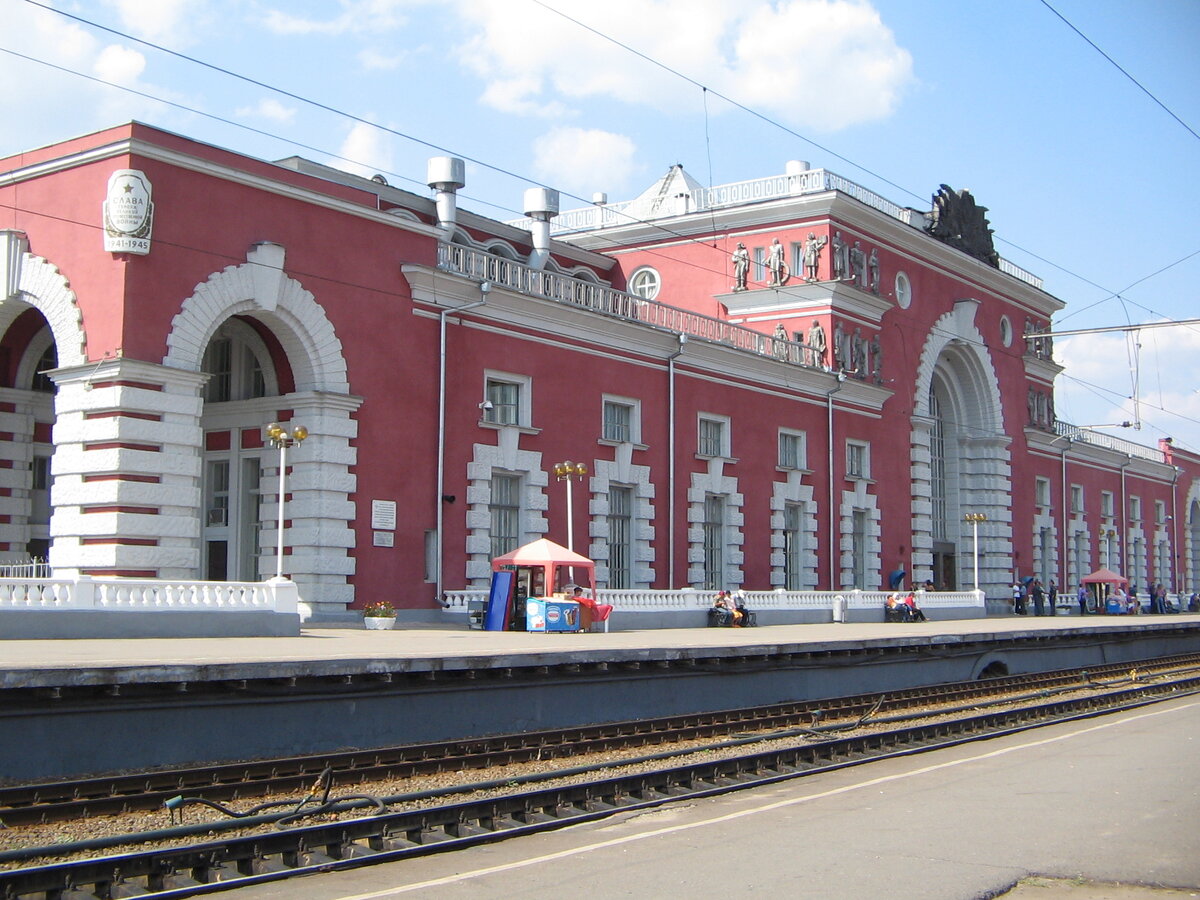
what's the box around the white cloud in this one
[357,47,407,70]
[453,0,913,131]
[532,127,639,195]
[0,3,168,155]
[235,97,297,124]
[262,0,414,36]
[332,121,395,179]
[103,0,209,45]
[93,44,146,86]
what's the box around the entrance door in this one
[932,541,957,591]
[203,452,264,582]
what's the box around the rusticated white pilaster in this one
[48,358,207,577]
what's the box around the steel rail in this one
[2,676,1197,900]
[2,653,1197,828]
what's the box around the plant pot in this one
[364,616,396,630]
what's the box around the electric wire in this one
[1039,0,1200,143]
[7,0,1198,448]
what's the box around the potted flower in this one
[363,601,397,630]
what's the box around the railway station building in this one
[1,123,1197,621]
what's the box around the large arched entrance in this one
[911,301,1012,596]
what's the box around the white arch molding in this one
[910,300,1013,598]
[164,244,360,619]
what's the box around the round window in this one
[629,267,661,300]
[1000,315,1013,347]
[894,271,912,309]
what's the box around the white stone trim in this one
[588,442,655,588]
[769,469,818,589]
[685,458,743,588]
[465,434,548,586]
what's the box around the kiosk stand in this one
[484,538,609,632]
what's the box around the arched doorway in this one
[199,317,283,582]
[912,301,1012,596]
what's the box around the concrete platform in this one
[2,613,1199,686]
[4,614,1199,781]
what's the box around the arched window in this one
[202,320,271,403]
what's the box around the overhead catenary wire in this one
[8,0,1199,450]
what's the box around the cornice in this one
[1,137,447,242]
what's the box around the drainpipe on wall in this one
[827,372,846,590]
[1060,439,1071,593]
[1120,456,1132,579]
[667,334,687,589]
[523,188,560,271]
[435,281,490,606]
[1171,465,1181,592]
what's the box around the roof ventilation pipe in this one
[523,187,559,270]
[427,156,466,236]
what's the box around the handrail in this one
[437,243,822,368]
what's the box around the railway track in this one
[1,658,1198,900]
[2,653,1197,830]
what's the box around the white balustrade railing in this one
[0,575,298,614]
[438,244,818,368]
[506,167,1042,289]
[444,588,983,617]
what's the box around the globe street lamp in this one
[964,512,987,591]
[553,461,588,554]
[266,422,308,579]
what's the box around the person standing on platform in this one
[1048,580,1058,616]
[1078,583,1089,616]
[1012,582,1026,615]
[1031,579,1046,616]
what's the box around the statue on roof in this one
[732,242,749,292]
[925,184,1000,267]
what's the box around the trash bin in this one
[833,594,847,623]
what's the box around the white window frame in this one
[1101,491,1114,518]
[1070,484,1083,515]
[1035,477,1051,509]
[628,267,661,300]
[1154,499,1166,525]
[601,395,641,444]
[778,429,807,470]
[697,414,730,459]
[845,440,870,480]
[1130,495,1142,523]
[483,371,532,427]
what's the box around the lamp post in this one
[964,512,987,591]
[266,422,308,579]
[553,461,588,554]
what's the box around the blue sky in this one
[3,0,1199,452]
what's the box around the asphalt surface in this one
[226,694,1200,900]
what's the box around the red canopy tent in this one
[1081,567,1127,585]
[489,539,611,629]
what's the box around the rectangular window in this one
[846,440,869,479]
[698,416,728,458]
[607,485,632,589]
[1101,491,1114,518]
[1155,500,1166,525]
[778,431,806,470]
[203,338,232,403]
[490,474,521,559]
[206,460,230,527]
[791,242,804,280]
[783,502,804,590]
[602,400,634,443]
[752,247,765,283]
[1130,496,1142,522]
[485,379,520,425]
[702,494,725,590]
[1035,477,1051,508]
[1070,485,1083,515]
